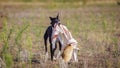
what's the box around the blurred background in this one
[0,0,120,68]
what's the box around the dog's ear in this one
[49,17,53,21]
[56,13,59,19]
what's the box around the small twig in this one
[0,57,6,68]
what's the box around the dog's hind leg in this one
[56,36,63,59]
[50,41,57,61]
[52,42,58,60]
[56,41,62,59]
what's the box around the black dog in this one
[44,14,62,61]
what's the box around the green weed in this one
[0,18,13,68]
[15,23,29,61]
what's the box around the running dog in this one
[44,14,63,61]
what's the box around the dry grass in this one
[0,2,120,68]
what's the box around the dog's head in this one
[49,13,60,27]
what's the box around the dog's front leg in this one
[56,51,61,59]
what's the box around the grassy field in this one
[0,2,120,68]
